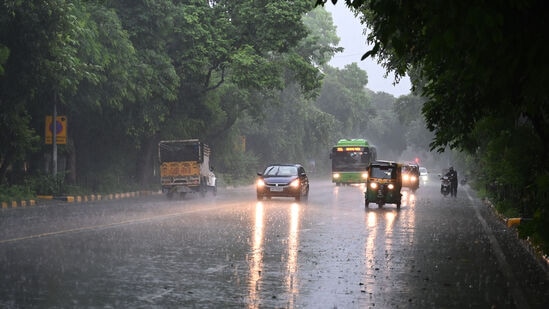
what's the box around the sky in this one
[325,4,411,97]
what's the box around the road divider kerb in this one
[1,199,37,209]
[2,191,160,209]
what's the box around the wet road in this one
[1,180,548,308]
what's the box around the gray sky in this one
[326,4,411,97]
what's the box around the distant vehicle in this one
[256,164,309,201]
[365,161,403,209]
[419,167,429,184]
[401,163,420,192]
[330,138,377,186]
[158,139,216,199]
[440,175,451,197]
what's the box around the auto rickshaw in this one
[365,161,403,209]
[401,163,420,192]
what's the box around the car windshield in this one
[370,166,396,179]
[419,167,427,174]
[264,165,297,176]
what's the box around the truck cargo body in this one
[158,139,216,198]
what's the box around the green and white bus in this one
[330,139,377,185]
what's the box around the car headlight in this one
[290,179,300,188]
[411,176,417,182]
[402,174,410,181]
[387,184,394,190]
[362,172,368,180]
[256,179,265,188]
[370,182,378,189]
[333,173,340,179]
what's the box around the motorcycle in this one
[440,175,451,196]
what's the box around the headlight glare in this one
[370,182,378,189]
[290,179,300,188]
[257,179,265,188]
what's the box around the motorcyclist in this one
[445,166,458,197]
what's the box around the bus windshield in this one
[331,150,371,171]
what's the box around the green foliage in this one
[0,184,34,202]
[24,173,67,196]
[0,44,8,75]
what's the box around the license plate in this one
[270,187,283,192]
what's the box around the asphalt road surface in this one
[1,179,548,308]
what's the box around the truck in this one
[158,139,217,199]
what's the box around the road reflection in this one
[362,190,416,299]
[402,189,416,207]
[247,201,301,308]
[285,203,300,307]
[247,202,265,308]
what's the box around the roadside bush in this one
[0,184,34,202]
[24,173,67,195]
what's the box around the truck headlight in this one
[370,182,378,189]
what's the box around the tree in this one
[0,0,92,183]
[317,0,549,252]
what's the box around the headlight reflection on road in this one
[384,211,396,230]
[364,211,378,294]
[247,202,301,308]
[247,202,265,308]
[285,203,300,306]
[401,190,416,207]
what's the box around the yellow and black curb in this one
[506,217,532,228]
[1,199,37,209]
[1,190,160,209]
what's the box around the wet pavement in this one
[1,180,548,308]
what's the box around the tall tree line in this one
[0,1,433,193]
[1,0,345,190]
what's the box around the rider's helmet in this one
[449,166,454,171]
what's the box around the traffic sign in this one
[45,116,67,144]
